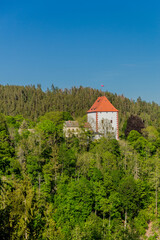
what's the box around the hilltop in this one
[0,84,160,133]
[0,85,160,239]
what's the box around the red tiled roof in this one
[87,96,118,113]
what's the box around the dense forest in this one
[1,84,160,239]
[0,84,160,132]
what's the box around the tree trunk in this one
[109,213,111,227]
[38,173,41,197]
[24,198,28,240]
[95,209,97,215]
[124,209,127,229]
[108,212,111,240]
[156,179,158,216]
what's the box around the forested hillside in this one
[1,85,160,239]
[0,84,160,131]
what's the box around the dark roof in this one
[65,121,79,127]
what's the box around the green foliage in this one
[91,137,120,158]
[1,86,160,239]
[0,114,15,174]
[118,176,139,216]
[142,126,159,141]
[82,213,104,240]
[128,130,156,156]
[127,130,141,143]
[6,115,24,129]
[58,144,77,176]
[26,156,41,186]
[0,84,160,129]
[134,209,151,236]
[42,204,65,240]
[9,177,35,239]
[54,177,93,230]
[36,120,57,135]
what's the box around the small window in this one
[110,120,112,123]
[101,120,104,124]
[112,127,114,130]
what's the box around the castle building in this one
[63,121,80,138]
[63,121,92,138]
[87,96,119,140]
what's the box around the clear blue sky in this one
[0,0,160,103]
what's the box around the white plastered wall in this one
[87,112,96,132]
[87,111,118,140]
[98,112,118,139]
